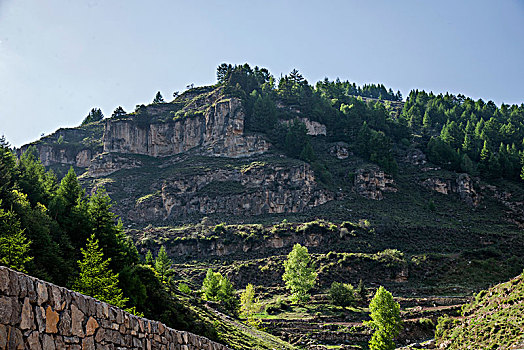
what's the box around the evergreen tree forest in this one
[0,137,217,340]
[215,63,524,181]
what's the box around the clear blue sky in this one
[1,0,523,147]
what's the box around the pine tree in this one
[480,140,490,162]
[81,108,104,125]
[217,276,239,316]
[202,268,221,300]
[154,246,172,283]
[364,286,402,350]
[87,187,139,270]
[282,243,317,303]
[0,207,32,273]
[73,234,128,308]
[153,91,164,104]
[356,279,367,301]
[112,106,126,118]
[145,250,154,265]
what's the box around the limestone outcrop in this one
[103,98,269,159]
[129,162,333,222]
[421,173,481,206]
[354,167,397,200]
[17,125,103,169]
[329,142,350,159]
[0,265,229,350]
[282,118,327,136]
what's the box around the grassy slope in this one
[436,272,524,349]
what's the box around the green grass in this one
[435,272,524,349]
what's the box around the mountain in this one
[13,63,524,348]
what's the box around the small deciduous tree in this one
[73,234,128,308]
[364,286,402,350]
[282,243,317,303]
[240,283,259,317]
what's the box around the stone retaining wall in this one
[0,266,230,349]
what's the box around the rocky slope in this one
[436,272,524,349]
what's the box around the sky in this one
[1,0,523,147]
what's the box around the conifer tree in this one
[153,91,165,104]
[112,106,126,117]
[145,250,154,265]
[0,207,32,273]
[154,246,172,283]
[202,268,221,301]
[73,234,128,308]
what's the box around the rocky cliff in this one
[421,173,481,206]
[17,123,104,169]
[125,160,333,223]
[354,167,397,200]
[103,96,269,160]
[21,86,269,174]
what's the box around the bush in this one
[329,282,355,307]
[178,283,191,294]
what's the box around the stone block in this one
[94,327,106,342]
[0,295,21,325]
[58,308,72,336]
[26,278,37,303]
[73,292,87,314]
[7,269,20,296]
[45,305,59,333]
[82,336,95,350]
[86,316,99,336]
[20,297,35,330]
[0,266,9,293]
[18,275,28,298]
[0,324,7,349]
[42,334,56,350]
[71,303,85,337]
[34,305,46,332]
[64,336,80,344]
[54,335,66,349]
[8,326,23,349]
[36,281,48,305]
[49,285,62,310]
[26,330,42,350]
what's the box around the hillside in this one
[436,271,524,349]
[7,63,524,348]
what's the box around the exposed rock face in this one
[139,229,326,259]
[354,167,396,200]
[18,125,104,168]
[405,148,427,165]
[421,173,481,206]
[329,142,350,159]
[103,98,269,159]
[0,266,229,350]
[129,162,333,222]
[88,152,143,177]
[282,117,327,136]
